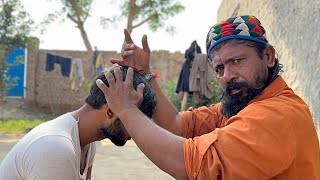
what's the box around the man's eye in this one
[215,67,224,77]
[233,59,242,64]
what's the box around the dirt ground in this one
[0,98,174,179]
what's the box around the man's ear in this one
[105,105,114,118]
[264,45,276,68]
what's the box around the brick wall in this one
[25,44,184,115]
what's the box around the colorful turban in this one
[206,15,268,56]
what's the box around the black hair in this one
[85,66,156,118]
[211,39,283,83]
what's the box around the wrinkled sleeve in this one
[181,104,222,138]
[183,102,296,180]
[22,136,78,180]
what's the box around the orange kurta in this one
[182,76,320,180]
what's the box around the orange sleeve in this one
[183,101,297,179]
[181,104,223,138]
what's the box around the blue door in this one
[6,48,25,97]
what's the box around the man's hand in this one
[110,29,151,75]
[96,66,144,116]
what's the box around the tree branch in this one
[132,14,155,29]
[67,13,78,24]
[83,1,93,22]
[68,0,83,23]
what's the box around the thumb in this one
[142,35,150,53]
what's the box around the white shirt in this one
[0,113,96,180]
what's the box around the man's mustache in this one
[225,81,250,96]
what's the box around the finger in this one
[112,63,119,68]
[187,106,195,111]
[96,79,109,94]
[125,67,134,85]
[137,83,145,96]
[124,43,137,51]
[113,66,123,83]
[105,71,115,86]
[109,58,125,65]
[142,35,150,53]
[124,29,133,43]
[123,50,134,59]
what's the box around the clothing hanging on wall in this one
[46,53,71,77]
[95,52,105,75]
[89,49,99,81]
[189,53,214,104]
[176,58,192,93]
[70,58,85,91]
[176,43,200,93]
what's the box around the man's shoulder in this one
[27,113,77,138]
[25,134,76,154]
[15,113,78,156]
[241,94,312,123]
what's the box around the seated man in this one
[0,66,156,180]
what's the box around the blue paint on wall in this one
[6,48,25,97]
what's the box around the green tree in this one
[41,0,94,54]
[0,0,33,101]
[112,0,185,34]
[42,0,185,52]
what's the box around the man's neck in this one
[71,104,101,148]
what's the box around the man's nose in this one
[221,67,237,83]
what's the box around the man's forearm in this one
[118,108,188,179]
[149,78,183,136]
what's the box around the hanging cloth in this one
[46,53,71,77]
[70,58,85,91]
[189,53,214,104]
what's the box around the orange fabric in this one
[182,76,320,180]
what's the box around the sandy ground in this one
[0,134,174,180]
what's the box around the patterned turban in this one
[206,15,268,57]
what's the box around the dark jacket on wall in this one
[176,41,202,93]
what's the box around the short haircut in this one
[85,66,156,118]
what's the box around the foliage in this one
[103,0,185,34]
[0,119,44,134]
[40,0,93,32]
[164,77,223,110]
[40,0,94,53]
[164,77,182,110]
[0,0,33,100]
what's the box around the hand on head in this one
[110,29,151,75]
[96,65,145,117]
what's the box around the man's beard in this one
[221,78,268,119]
[99,118,129,146]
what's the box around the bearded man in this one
[96,15,320,179]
